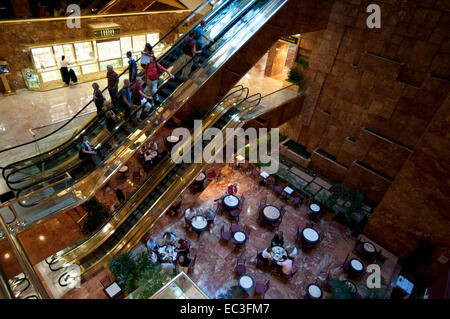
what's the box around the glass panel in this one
[99,58,122,71]
[23,68,41,89]
[31,47,56,69]
[62,44,75,63]
[53,45,64,65]
[40,70,61,82]
[97,40,121,61]
[146,33,159,46]
[73,42,95,62]
[81,63,99,74]
[120,36,132,54]
[132,35,146,52]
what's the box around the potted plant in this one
[108,253,139,293]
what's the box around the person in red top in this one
[145,56,174,104]
[106,65,119,103]
[227,182,238,195]
[180,31,202,81]
[134,77,154,119]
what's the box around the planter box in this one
[280,139,310,168]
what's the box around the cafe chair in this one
[230,209,240,223]
[188,254,197,275]
[254,280,270,298]
[291,196,302,208]
[184,216,192,229]
[243,224,252,238]
[259,197,267,213]
[230,224,241,233]
[216,201,225,216]
[266,177,276,189]
[274,185,284,197]
[234,255,247,276]
[342,255,365,281]
[132,171,141,183]
[220,225,231,242]
[251,169,260,180]
[240,162,249,172]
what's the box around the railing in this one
[0,0,220,171]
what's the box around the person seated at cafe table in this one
[161,257,176,271]
[175,239,189,257]
[285,243,298,259]
[163,232,177,245]
[206,208,215,227]
[271,231,285,247]
[177,255,191,274]
[258,247,273,263]
[227,182,238,195]
[146,235,158,252]
[276,257,293,276]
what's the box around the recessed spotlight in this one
[39,235,45,241]
[4,253,10,259]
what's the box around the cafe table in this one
[363,242,376,255]
[270,246,288,262]
[302,227,320,244]
[306,284,323,299]
[260,171,270,179]
[195,172,206,182]
[223,194,240,209]
[238,274,254,291]
[191,215,208,232]
[349,258,365,273]
[309,203,320,214]
[283,186,294,196]
[262,205,281,222]
[103,281,123,299]
[118,165,129,178]
[157,245,178,262]
[233,231,248,245]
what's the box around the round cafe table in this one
[310,203,320,213]
[302,227,320,243]
[238,274,254,291]
[157,245,178,262]
[262,205,281,222]
[195,172,206,182]
[191,215,208,232]
[350,258,364,273]
[166,135,179,150]
[223,195,239,209]
[270,246,287,262]
[118,165,129,178]
[363,242,376,254]
[233,231,247,245]
[306,284,323,299]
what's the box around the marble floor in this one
[63,163,399,299]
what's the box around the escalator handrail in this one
[0,0,220,160]
[2,0,240,187]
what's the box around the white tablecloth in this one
[195,172,206,181]
[310,204,320,212]
[191,215,208,231]
[363,242,376,253]
[350,259,364,272]
[303,228,319,242]
[224,195,239,208]
[263,206,280,221]
[308,284,322,298]
[270,246,287,261]
[167,136,179,143]
[260,171,270,179]
[158,245,177,261]
[239,275,254,290]
[283,186,294,195]
[233,231,247,244]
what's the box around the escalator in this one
[1,0,259,201]
[51,78,300,284]
[49,84,250,272]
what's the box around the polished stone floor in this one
[63,163,399,299]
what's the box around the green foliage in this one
[81,197,109,235]
[359,277,388,299]
[315,190,338,209]
[108,253,139,293]
[295,58,309,68]
[287,68,304,84]
[135,262,173,299]
[109,252,174,296]
[217,285,244,299]
[325,279,356,299]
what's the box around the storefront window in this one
[31,47,56,69]
[132,35,146,52]
[120,37,132,54]
[99,58,122,71]
[74,42,95,62]
[97,40,121,61]
[23,68,41,89]
[81,63,99,75]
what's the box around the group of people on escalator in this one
[80,21,213,162]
